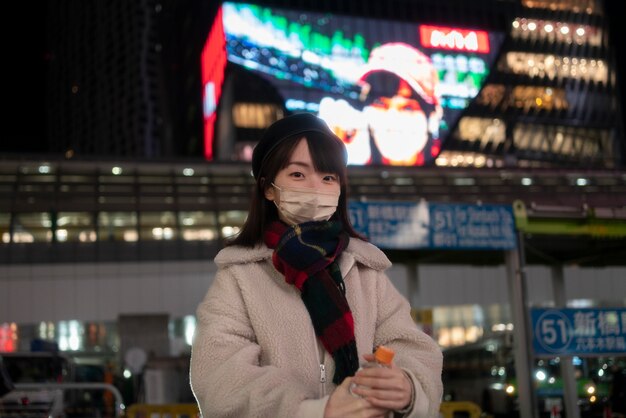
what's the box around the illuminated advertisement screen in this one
[201,6,228,160]
[206,2,504,165]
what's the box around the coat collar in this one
[215,238,391,272]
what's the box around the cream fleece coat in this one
[190,238,443,418]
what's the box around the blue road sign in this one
[532,307,626,356]
[348,200,516,250]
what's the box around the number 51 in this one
[542,318,567,344]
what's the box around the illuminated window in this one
[98,173,134,184]
[476,84,506,109]
[500,52,607,84]
[140,211,177,241]
[477,84,568,112]
[512,86,569,112]
[179,211,219,241]
[18,179,55,193]
[232,103,284,128]
[98,212,138,242]
[511,17,602,46]
[37,321,56,341]
[0,323,17,353]
[435,151,498,168]
[137,175,172,184]
[58,320,84,351]
[84,322,109,349]
[59,174,95,183]
[13,212,52,243]
[56,212,96,242]
[20,174,56,183]
[0,213,10,244]
[513,124,612,162]
[218,210,247,238]
[457,117,506,149]
[521,0,601,15]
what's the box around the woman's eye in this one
[290,172,304,178]
[323,175,338,182]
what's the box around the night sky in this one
[4,2,48,154]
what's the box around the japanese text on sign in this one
[348,200,516,250]
[532,308,626,356]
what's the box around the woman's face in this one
[264,138,340,204]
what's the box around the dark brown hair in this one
[228,132,364,247]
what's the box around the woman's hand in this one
[324,377,388,418]
[349,353,413,412]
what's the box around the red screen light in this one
[200,6,228,161]
[420,25,490,54]
[0,323,17,352]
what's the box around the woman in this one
[190,113,443,417]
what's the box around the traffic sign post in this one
[551,265,580,418]
[531,305,626,417]
[506,233,537,418]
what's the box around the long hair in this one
[228,132,364,247]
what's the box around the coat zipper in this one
[314,337,326,397]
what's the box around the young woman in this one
[190,113,443,417]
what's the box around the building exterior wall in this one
[2,260,625,325]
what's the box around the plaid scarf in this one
[264,220,359,384]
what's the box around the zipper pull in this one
[319,364,326,383]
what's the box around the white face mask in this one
[271,183,340,225]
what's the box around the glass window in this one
[18,183,55,193]
[513,124,612,162]
[511,17,603,47]
[137,176,172,184]
[218,210,248,239]
[476,84,506,109]
[177,185,210,194]
[175,175,210,186]
[0,175,17,184]
[98,184,133,193]
[0,213,10,244]
[510,86,568,112]
[139,211,177,241]
[140,185,174,194]
[500,52,607,83]
[168,315,197,352]
[20,174,56,183]
[13,212,52,243]
[179,211,218,241]
[457,117,506,145]
[98,174,134,184]
[521,0,600,15]
[59,175,95,183]
[56,212,96,242]
[98,212,138,242]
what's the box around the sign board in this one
[348,200,516,250]
[532,307,626,356]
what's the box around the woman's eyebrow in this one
[285,161,312,169]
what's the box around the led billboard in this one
[201,6,228,160]
[201,2,505,166]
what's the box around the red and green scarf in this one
[264,220,359,384]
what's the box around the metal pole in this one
[406,260,419,307]
[15,382,125,418]
[551,264,580,418]
[505,232,537,418]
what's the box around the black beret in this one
[251,113,346,179]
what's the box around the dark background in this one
[2,0,625,159]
